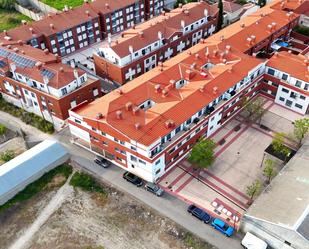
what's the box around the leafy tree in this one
[0,150,15,162]
[0,124,7,138]
[188,138,216,170]
[293,118,309,148]
[216,0,224,32]
[263,159,275,183]
[242,97,265,123]
[246,180,262,200]
[258,0,267,7]
[272,132,291,162]
[0,0,16,10]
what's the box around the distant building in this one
[94,2,218,84]
[0,140,69,206]
[242,138,309,249]
[68,1,303,182]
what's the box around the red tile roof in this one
[107,2,218,58]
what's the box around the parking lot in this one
[157,96,302,229]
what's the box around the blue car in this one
[211,218,234,237]
[187,204,212,223]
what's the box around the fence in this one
[14,4,43,21]
[17,0,57,14]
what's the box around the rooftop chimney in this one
[129,45,134,54]
[13,47,19,53]
[44,48,49,54]
[105,3,110,9]
[165,120,175,129]
[158,31,163,40]
[50,23,54,30]
[181,20,185,29]
[116,110,123,120]
[162,88,169,97]
[125,102,133,111]
[96,112,104,119]
[21,20,27,25]
[18,40,24,46]
[135,123,141,130]
[199,85,205,92]
[59,67,64,72]
[132,106,139,115]
[85,10,90,16]
[139,31,144,38]
[117,88,123,95]
[213,86,218,94]
[35,61,43,69]
[155,84,161,93]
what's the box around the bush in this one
[0,97,54,133]
[294,25,309,37]
[0,163,72,212]
[0,150,15,162]
[70,171,107,195]
[0,0,16,10]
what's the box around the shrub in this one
[0,0,16,10]
[0,97,54,133]
[70,171,107,195]
[0,150,15,162]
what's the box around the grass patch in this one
[0,150,15,163]
[0,163,72,213]
[184,232,216,249]
[0,9,31,32]
[0,97,54,134]
[40,0,83,10]
[294,25,309,37]
[70,171,107,195]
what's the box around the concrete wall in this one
[242,215,309,249]
[17,0,57,14]
[15,3,43,21]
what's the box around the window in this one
[285,100,292,107]
[130,155,137,162]
[169,147,175,154]
[131,146,137,151]
[295,103,303,109]
[101,131,106,136]
[195,127,201,134]
[175,126,181,134]
[282,88,289,93]
[267,68,275,76]
[281,74,288,81]
[155,168,161,175]
[290,92,297,99]
[155,159,160,165]
[102,141,108,146]
[279,97,285,102]
[305,84,309,90]
[120,140,125,145]
[114,138,119,142]
[300,95,306,100]
[61,88,68,95]
[115,147,120,153]
[138,159,146,165]
[295,80,302,88]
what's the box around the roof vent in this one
[117,88,123,95]
[155,84,161,93]
[226,45,231,51]
[21,20,27,25]
[96,112,104,119]
[13,47,19,53]
[116,110,123,120]
[169,79,176,88]
[195,53,200,59]
[165,119,175,129]
[50,23,54,29]
[139,31,144,37]
[129,45,134,53]
[44,48,49,54]
[59,67,64,72]
[240,23,245,28]
[132,106,139,115]
[35,61,43,69]
[125,102,133,111]
[162,88,169,97]
[190,63,197,69]
[105,3,110,9]
[185,69,194,80]
[181,20,185,29]
[85,10,90,16]
[135,123,141,130]
[199,85,205,92]
[213,86,218,94]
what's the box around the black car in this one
[94,157,111,168]
[123,172,143,187]
[187,204,212,223]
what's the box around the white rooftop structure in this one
[0,140,69,205]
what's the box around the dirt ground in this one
[0,136,27,165]
[0,177,216,249]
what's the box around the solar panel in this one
[0,48,9,57]
[8,53,35,68]
[0,60,7,68]
[40,69,55,79]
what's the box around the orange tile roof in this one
[267,51,309,84]
[107,2,218,58]
[72,0,303,146]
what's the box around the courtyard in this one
[158,96,303,229]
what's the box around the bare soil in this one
[0,179,216,249]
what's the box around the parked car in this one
[94,156,111,168]
[241,232,268,249]
[187,204,212,223]
[211,218,234,237]
[123,172,143,187]
[145,182,164,196]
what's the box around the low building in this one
[215,1,243,26]
[0,42,102,129]
[242,138,309,249]
[67,0,305,182]
[0,140,69,206]
[94,2,218,84]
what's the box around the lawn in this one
[41,0,84,10]
[0,9,31,32]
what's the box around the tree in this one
[258,0,267,7]
[293,118,309,148]
[242,97,265,123]
[0,150,15,162]
[0,0,16,10]
[263,159,275,183]
[0,124,7,139]
[216,0,224,32]
[272,132,291,162]
[188,138,216,170]
[246,180,262,200]
[174,0,197,8]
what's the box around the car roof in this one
[242,232,267,249]
[213,218,225,227]
[146,182,157,188]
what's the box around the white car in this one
[241,232,268,249]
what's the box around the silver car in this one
[145,182,164,196]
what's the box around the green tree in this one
[0,0,16,10]
[242,97,265,123]
[188,138,216,170]
[216,0,224,32]
[263,159,275,183]
[0,124,7,139]
[272,132,291,162]
[258,0,267,7]
[0,150,15,162]
[246,180,262,200]
[293,118,309,148]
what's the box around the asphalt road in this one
[0,111,244,249]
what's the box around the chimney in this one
[73,69,79,78]
[169,79,176,88]
[185,69,194,80]
[105,3,110,9]
[59,67,64,72]
[213,86,218,94]
[3,30,7,36]
[55,54,60,62]
[181,20,185,29]
[139,31,144,38]
[135,123,141,130]
[195,53,200,60]
[272,22,277,30]
[13,47,19,53]
[190,63,197,70]
[117,88,123,95]
[220,35,224,41]
[155,84,161,93]
[247,37,252,45]
[96,112,104,119]
[35,61,43,69]
[162,88,169,97]
[199,39,205,44]
[226,45,231,51]
[213,50,218,57]
[44,48,49,55]
[165,120,175,129]
[204,9,208,18]
[304,59,309,66]
[179,3,183,8]
[85,10,90,16]
[158,31,163,40]
[187,50,192,55]
[50,23,54,30]
[162,10,166,16]
[116,110,123,120]
[125,102,133,111]
[18,40,24,46]
[129,45,134,54]
[250,35,256,43]
[132,106,139,115]
[199,85,205,92]
[21,20,27,25]
[240,23,245,28]
[29,27,34,34]
[184,9,189,16]
[64,5,69,11]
